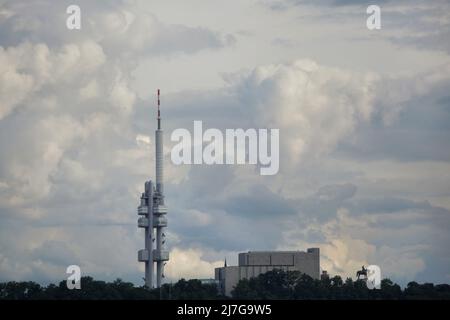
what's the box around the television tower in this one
[137,89,169,288]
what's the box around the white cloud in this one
[234,59,450,173]
[165,247,223,280]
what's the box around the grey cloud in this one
[261,0,391,10]
[384,1,450,53]
[0,0,234,57]
[316,183,357,202]
[226,185,297,217]
[351,197,432,214]
[263,0,450,55]
[166,168,292,251]
[290,183,358,222]
[271,37,294,47]
[31,240,79,267]
[333,85,450,162]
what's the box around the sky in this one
[0,0,450,287]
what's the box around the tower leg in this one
[144,182,154,289]
[145,227,153,288]
[156,227,162,287]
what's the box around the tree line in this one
[231,270,450,299]
[1,270,449,300]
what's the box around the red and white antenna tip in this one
[157,89,161,125]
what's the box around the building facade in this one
[215,248,320,296]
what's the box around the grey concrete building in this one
[215,248,320,296]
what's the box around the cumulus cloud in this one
[0,41,106,120]
[165,247,223,280]
[233,59,450,173]
[0,40,134,216]
[0,0,235,56]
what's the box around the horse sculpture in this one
[356,266,368,280]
